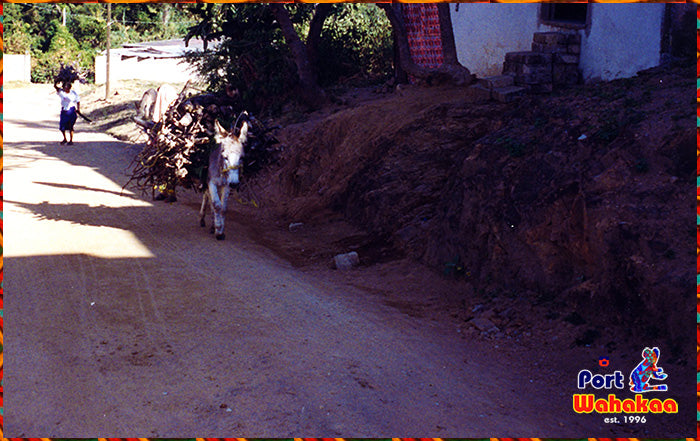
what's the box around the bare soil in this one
[238,61,697,360]
[5,60,693,436]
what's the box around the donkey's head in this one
[214,118,248,158]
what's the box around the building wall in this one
[580,4,664,81]
[450,3,665,81]
[451,4,541,78]
[4,54,32,83]
[95,55,199,84]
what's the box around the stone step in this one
[553,53,580,65]
[479,75,514,90]
[533,32,568,46]
[532,32,582,56]
[492,85,528,103]
[567,44,581,55]
[503,61,552,85]
[526,83,554,94]
[466,84,492,102]
[512,71,553,86]
[532,41,568,54]
[504,51,552,66]
[553,63,580,86]
[533,31,581,46]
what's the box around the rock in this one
[479,75,515,90]
[288,222,304,232]
[492,85,527,103]
[334,252,360,270]
[469,317,500,333]
[466,84,491,102]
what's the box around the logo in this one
[573,347,677,417]
[629,347,668,393]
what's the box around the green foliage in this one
[3,20,39,54]
[184,4,393,114]
[185,5,296,113]
[32,25,95,83]
[110,4,194,46]
[48,25,81,56]
[4,3,196,83]
[316,4,393,86]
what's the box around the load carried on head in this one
[127,82,281,197]
[54,63,87,89]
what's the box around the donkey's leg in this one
[215,182,231,240]
[199,189,209,227]
[220,181,231,215]
[209,181,226,240]
[209,180,223,212]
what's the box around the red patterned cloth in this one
[402,3,444,69]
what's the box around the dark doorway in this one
[541,4,588,26]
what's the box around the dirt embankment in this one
[250,61,696,355]
[85,61,695,358]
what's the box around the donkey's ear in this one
[214,119,227,137]
[238,121,249,144]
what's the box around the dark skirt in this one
[59,107,78,131]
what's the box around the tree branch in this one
[270,4,327,107]
[306,4,333,70]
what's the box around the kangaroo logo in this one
[629,347,668,393]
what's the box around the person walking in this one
[54,81,80,145]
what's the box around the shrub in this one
[185,4,394,114]
[316,4,393,86]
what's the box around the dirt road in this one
[2,85,688,437]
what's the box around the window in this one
[541,4,588,28]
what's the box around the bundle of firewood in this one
[54,63,86,88]
[127,83,281,195]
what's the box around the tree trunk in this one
[270,4,327,108]
[377,3,473,86]
[162,4,171,28]
[377,4,423,79]
[393,37,408,84]
[306,4,333,72]
[437,3,459,66]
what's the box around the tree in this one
[185,4,393,111]
[184,4,297,111]
[186,4,331,108]
[186,3,472,112]
[269,4,331,107]
[376,3,474,86]
[4,3,197,82]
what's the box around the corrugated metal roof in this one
[106,38,212,60]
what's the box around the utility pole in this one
[105,3,111,100]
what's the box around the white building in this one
[95,38,207,84]
[4,53,32,83]
[450,3,691,82]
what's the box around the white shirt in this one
[58,90,80,110]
